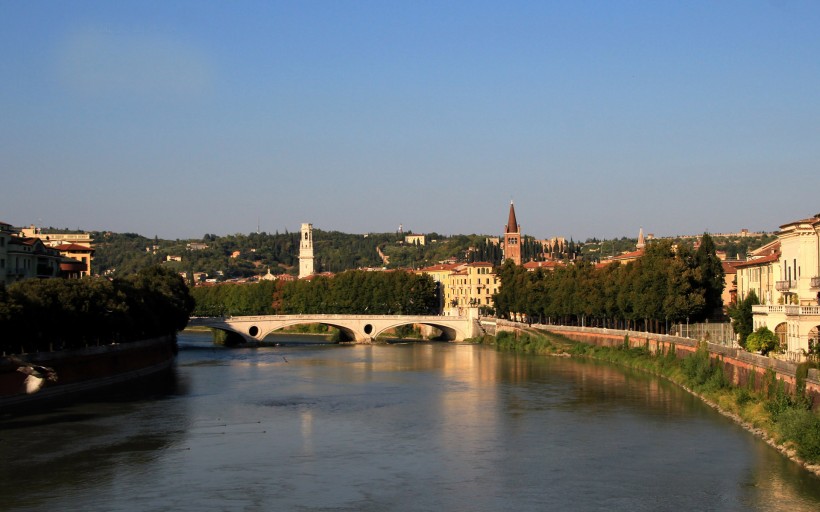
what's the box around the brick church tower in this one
[503,201,521,265]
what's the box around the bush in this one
[745,326,779,355]
[777,408,820,463]
[681,343,727,391]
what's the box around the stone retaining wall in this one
[494,321,820,410]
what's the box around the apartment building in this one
[740,215,820,359]
[417,262,499,316]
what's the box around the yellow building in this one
[418,262,499,316]
[404,234,426,246]
[743,215,820,360]
[735,240,781,306]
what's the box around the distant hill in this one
[89,229,776,280]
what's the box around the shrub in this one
[745,327,779,355]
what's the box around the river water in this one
[1,331,819,511]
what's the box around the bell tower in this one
[299,223,314,279]
[503,201,522,265]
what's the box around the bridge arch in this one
[259,320,357,342]
[371,320,463,341]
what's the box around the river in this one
[1,331,819,511]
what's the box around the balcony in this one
[775,280,792,292]
[754,304,820,317]
[812,276,820,288]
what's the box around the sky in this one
[2,1,819,241]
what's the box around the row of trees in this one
[493,235,725,331]
[191,270,439,317]
[0,266,195,355]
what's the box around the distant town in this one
[2,204,818,358]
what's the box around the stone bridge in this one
[188,313,481,343]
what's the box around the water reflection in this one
[0,370,187,510]
[0,333,818,512]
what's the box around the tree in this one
[728,290,758,348]
[694,233,725,320]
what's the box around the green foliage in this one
[191,280,280,316]
[193,270,439,316]
[680,343,728,392]
[694,234,725,319]
[495,238,723,329]
[776,408,820,462]
[493,330,558,354]
[745,326,779,355]
[727,290,758,348]
[0,266,194,354]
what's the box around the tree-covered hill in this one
[89,228,777,280]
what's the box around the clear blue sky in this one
[2,1,818,241]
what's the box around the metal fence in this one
[672,322,736,347]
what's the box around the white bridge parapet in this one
[188,313,481,343]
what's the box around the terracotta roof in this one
[465,261,493,267]
[721,261,739,274]
[749,240,780,257]
[779,215,820,229]
[505,201,519,234]
[733,252,780,268]
[54,243,94,252]
[612,248,645,261]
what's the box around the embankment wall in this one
[495,321,820,410]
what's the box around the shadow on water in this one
[0,366,191,511]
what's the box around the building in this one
[20,225,92,248]
[735,240,782,306]
[0,221,14,286]
[417,262,499,316]
[599,228,647,266]
[503,201,521,265]
[2,222,93,283]
[522,260,565,272]
[5,236,63,283]
[54,243,95,278]
[299,223,315,279]
[743,214,820,360]
[721,261,739,308]
[404,234,426,246]
[20,225,94,275]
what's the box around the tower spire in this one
[505,200,519,234]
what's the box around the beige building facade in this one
[741,215,820,360]
[418,262,500,316]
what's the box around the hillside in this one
[89,229,777,280]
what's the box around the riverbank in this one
[484,328,820,479]
[1,335,177,413]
